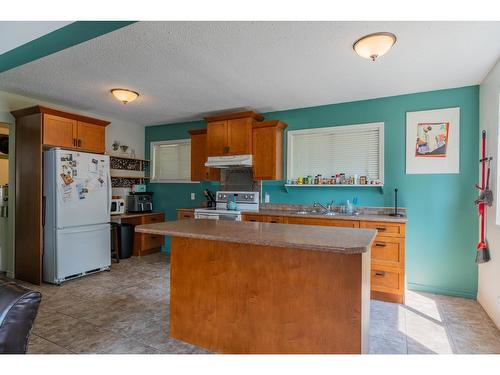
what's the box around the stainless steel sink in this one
[295,210,310,215]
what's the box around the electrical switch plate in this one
[190,193,195,200]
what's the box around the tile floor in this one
[20,252,500,354]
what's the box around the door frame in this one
[0,122,14,278]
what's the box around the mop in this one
[475,130,492,264]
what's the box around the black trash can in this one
[118,223,134,259]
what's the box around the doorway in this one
[0,123,13,277]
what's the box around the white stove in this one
[194,191,259,221]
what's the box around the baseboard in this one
[407,282,477,299]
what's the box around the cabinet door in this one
[76,121,105,153]
[191,132,208,181]
[207,120,228,156]
[227,118,252,155]
[43,114,76,148]
[190,132,220,181]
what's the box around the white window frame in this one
[150,139,198,184]
[286,122,384,183]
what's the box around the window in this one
[287,122,384,183]
[150,139,191,183]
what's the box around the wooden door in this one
[227,118,252,155]
[76,121,105,153]
[15,113,43,284]
[207,120,227,156]
[43,114,76,148]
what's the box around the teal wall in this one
[145,86,479,299]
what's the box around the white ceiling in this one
[0,21,72,55]
[0,21,499,126]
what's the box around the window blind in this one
[151,140,191,182]
[288,123,383,181]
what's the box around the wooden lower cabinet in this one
[242,213,406,304]
[177,209,195,220]
[121,213,165,256]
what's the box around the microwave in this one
[110,198,125,215]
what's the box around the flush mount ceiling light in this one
[353,32,397,61]
[111,88,139,104]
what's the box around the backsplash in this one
[260,203,407,216]
[220,168,260,192]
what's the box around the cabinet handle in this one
[249,219,257,222]
[375,242,386,247]
[183,215,191,218]
[73,138,76,147]
[269,220,278,223]
[374,271,386,277]
[375,227,387,231]
[223,146,229,154]
[77,139,82,147]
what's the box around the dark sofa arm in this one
[0,282,42,354]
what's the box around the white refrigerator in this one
[43,149,111,284]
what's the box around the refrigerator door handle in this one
[107,172,112,215]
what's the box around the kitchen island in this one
[136,219,376,354]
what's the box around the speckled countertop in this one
[136,219,376,254]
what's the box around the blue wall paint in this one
[145,86,479,299]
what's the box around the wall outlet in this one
[190,193,196,200]
[264,193,270,203]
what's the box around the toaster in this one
[126,192,153,213]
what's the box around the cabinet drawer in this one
[371,237,404,267]
[371,267,402,293]
[360,221,405,237]
[243,214,266,222]
[285,216,359,228]
[177,210,194,220]
[141,233,164,250]
[142,214,164,224]
[265,216,284,224]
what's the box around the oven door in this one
[195,212,241,221]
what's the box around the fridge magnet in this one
[60,154,73,162]
[406,107,460,174]
[60,173,74,185]
[89,158,98,174]
[61,184,73,202]
[76,184,88,200]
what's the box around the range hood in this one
[205,154,252,168]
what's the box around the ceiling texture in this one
[0,21,499,126]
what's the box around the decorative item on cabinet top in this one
[108,154,150,188]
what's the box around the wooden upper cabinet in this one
[76,121,105,153]
[43,114,77,148]
[11,106,110,154]
[226,117,253,155]
[189,129,220,181]
[205,111,263,157]
[206,120,228,156]
[252,120,287,180]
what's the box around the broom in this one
[476,130,491,264]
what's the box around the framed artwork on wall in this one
[405,107,460,174]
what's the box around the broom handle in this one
[481,130,486,190]
[479,130,486,245]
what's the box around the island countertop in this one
[135,219,377,254]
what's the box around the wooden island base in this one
[169,237,371,354]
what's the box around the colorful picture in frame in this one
[415,122,449,157]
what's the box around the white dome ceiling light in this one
[111,88,140,104]
[353,32,397,61]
